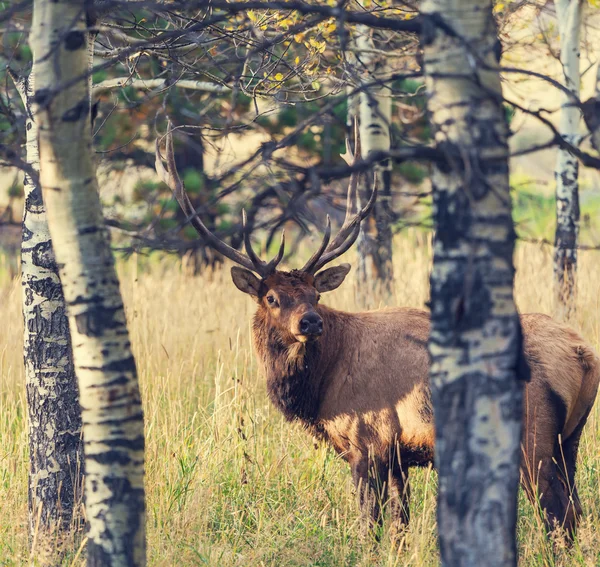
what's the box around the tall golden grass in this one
[1,232,599,566]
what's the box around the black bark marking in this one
[74,305,124,337]
[25,185,44,215]
[79,225,100,236]
[62,99,89,123]
[103,435,145,451]
[89,375,129,387]
[22,225,34,244]
[64,30,86,51]
[32,88,51,108]
[31,240,58,271]
[80,356,136,374]
[96,411,144,426]
[27,277,64,301]
[87,450,133,466]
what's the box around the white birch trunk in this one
[12,61,84,565]
[554,0,583,317]
[355,24,394,301]
[346,86,371,305]
[422,1,525,564]
[31,1,146,564]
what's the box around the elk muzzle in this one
[297,311,323,342]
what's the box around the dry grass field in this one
[1,232,600,566]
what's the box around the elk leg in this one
[389,464,410,528]
[554,417,589,538]
[351,457,389,539]
[522,455,571,538]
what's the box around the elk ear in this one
[314,263,351,293]
[231,267,262,300]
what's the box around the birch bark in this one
[354,23,394,302]
[31,0,146,564]
[554,0,583,317]
[12,62,84,565]
[421,1,526,565]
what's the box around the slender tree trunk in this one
[11,65,84,565]
[31,1,146,565]
[554,0,583,318]
[355,24,394,301]
[422,2,526,565]
[346,87,371,305]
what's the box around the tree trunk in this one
[355,24,394,302]
[421,2,525,566]
[553,0,583,318]
[31,1,146,565]
[11,64,84,565]
[347,86,371,305]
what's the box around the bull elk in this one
[156,125,599,540]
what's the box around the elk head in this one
[156,121,376,346]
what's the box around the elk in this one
[156,125,599,540]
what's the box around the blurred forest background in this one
[1,1,599,286]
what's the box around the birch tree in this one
[422,1,526,565]
[31,0,146,564]
[9,64,84,564]
[554,0,584,316]
[354,24,394,302]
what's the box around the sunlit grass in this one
[1,233,600,565]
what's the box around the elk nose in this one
[300,312,323,336]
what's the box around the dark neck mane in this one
[253,312,329,425]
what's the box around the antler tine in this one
[242,210,268,270]
[303,119,373,274]
[266,229,286,271]
[301,215,332,273]
[312,172,378,274]
[242,210,286,274]
[156,122,272,277]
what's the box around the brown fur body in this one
[253,296,600,537]
[160,130,598,539]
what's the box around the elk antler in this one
[155,121,285,278]
[301,120,378,275]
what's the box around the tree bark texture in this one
[346,87,371,304]
[553,0,583,317]
[31,1,146,565]
[355,24,394,301]
[13,63,84,564]
[421,2,525,566]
